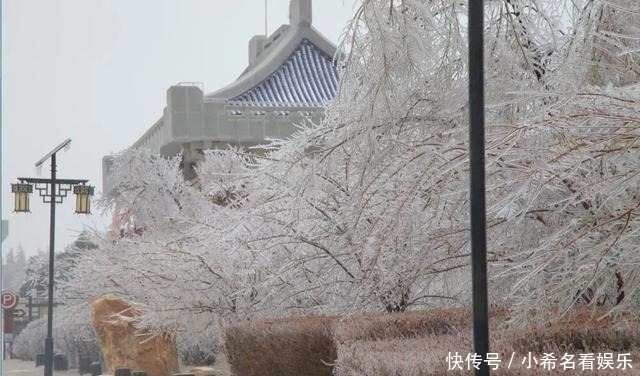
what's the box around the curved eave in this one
[206,25,337,101]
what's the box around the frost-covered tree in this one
[67,0,639,347]
[19,235,91,300]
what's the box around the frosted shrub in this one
[334,308,473,343]
[176,316,221,366]
[12,304,100,367]
[334,308,640,376]
[334,336,472,376]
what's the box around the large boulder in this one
[90,297,179,376]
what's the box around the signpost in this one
[3,290,19,360]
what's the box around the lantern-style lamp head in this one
[12,183,33,212]
[74,185,94,214]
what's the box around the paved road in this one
[4,357,231,376]
[2,359,80,376]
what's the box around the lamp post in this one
[11,139,94,376]
[468,0,489,375]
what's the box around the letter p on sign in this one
[1,290,18,310]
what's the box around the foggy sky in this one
[2,0,357,259]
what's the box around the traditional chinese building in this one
[103,0,339,192]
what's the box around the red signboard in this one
[1,290,18,310]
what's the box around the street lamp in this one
[11,183,33,212]
[74,185,94,214]
[11,139,94,376]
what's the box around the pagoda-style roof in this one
[226,39,339,107]
[104,0,341,192]
[206,0,339,108]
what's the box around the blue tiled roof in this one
[227,39,340,107]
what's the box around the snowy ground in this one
[2,359,80,376]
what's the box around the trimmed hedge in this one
[223,307,640,376]
[224,315,338,376]
[334,308,472,344]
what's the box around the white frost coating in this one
[71,0,640,351]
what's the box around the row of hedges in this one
[223,308,478,376]
[223,307,640,376]
[335,336,640,376]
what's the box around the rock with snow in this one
[91,297,179,376]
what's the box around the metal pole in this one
[468,0,489,375]
[28,296,33,322]
[44,153,56,376]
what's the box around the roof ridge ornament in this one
[289,0,312,27]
